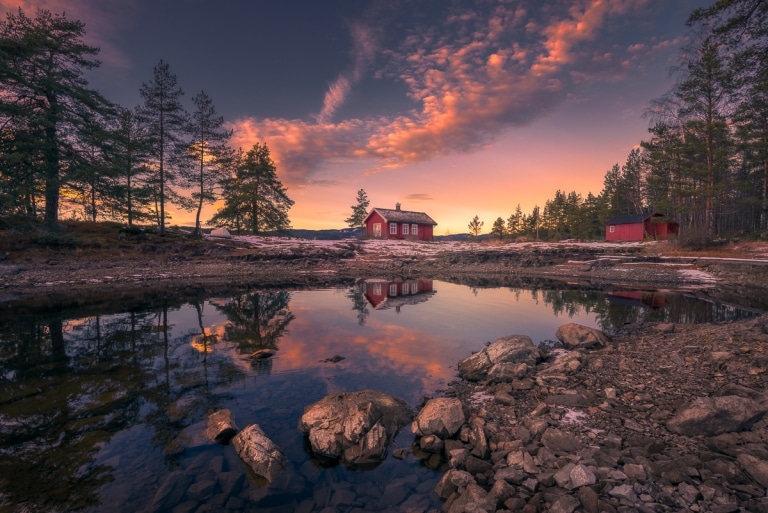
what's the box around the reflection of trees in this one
[214,291,295,354]
[0,311,158,511]
[0,298,253,512]
[347,283,370,325]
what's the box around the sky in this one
[1,0,711,234]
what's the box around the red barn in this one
[605,213,679,242]
[364,203,437,241]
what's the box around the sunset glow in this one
[2,0,709,233]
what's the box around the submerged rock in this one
[298,389,412,466]
[231,424,287,484]
[458,334,541,382]
[206,409,238,444]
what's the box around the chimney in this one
[396,202,401,211]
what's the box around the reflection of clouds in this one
[229,1,680,186]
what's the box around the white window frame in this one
[402,282,410,294]
[389,223,397,234]
[373,283,381,296]
[411,224,418,236]
[411,281,419,294]
[389,284,397,296]
[609,225,615,233]
[373,223,381,237]
[402,223,409,235]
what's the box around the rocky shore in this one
[3,235,768,512]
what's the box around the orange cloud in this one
[227,0,678,190]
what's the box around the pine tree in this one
[491,217,505,240]
[137,59,189,236]
[186,91,232,236]
[468,215,483,240]
[209,143,294,235]
[344,189,370,228]
[0,8,112,228]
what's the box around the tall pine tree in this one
[137,59,189,236]
[186,91,232,236]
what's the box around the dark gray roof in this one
[367,207,437,225]
[605,212,664,226]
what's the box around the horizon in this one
[1,0,711,234]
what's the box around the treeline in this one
[0,8,292,236]
[488,0,768,243]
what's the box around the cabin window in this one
[411,224,418,236]
[389,284,397,296]
[402,223,409,235]
[609,225,615,233]
[402,282,410,294]
[373,283,381,296]
[411,281,418,293]
[373,223,381,237]
[389,223,397,234]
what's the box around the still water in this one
[0,280,761,513]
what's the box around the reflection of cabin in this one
[605,213,679,242]
[605,290,668,309]
[363,279,435,310]
[364,203,437,241]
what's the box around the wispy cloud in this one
[316,22,380,124]
[229,1,682,189]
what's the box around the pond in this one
[0,279,762,513]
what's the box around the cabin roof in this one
[605,212,665,226]
[365,207,437,226]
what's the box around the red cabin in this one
[605,213,679,242]
[364,203,437,241]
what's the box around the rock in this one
[555,323,610,349]
[210,227,231,238]
[248,348,276,360]
[447,482,496,513]
[737,453,768,487]
[570,464,597,488]
[412,397,466,438]
[206,409,238,443]
[299,389,412,466]
[656,323,675,333]
[419,434,444,453]
[541,428,583,453]
[458,334,540,382]
[608,483,638,502]
[435,469,474,500]
[666,395,768,436]
[550,494,581,513]
[231,424,287,484]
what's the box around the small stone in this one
[569,464,597,488]
[608,484,638,502]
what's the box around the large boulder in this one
[299,389,412,466]
[666,395,768,436]
[412,397,466,438]
[555,323,610,349]
[231,424,287,484]
[458,335,541,382]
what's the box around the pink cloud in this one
[228,1,678,189]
